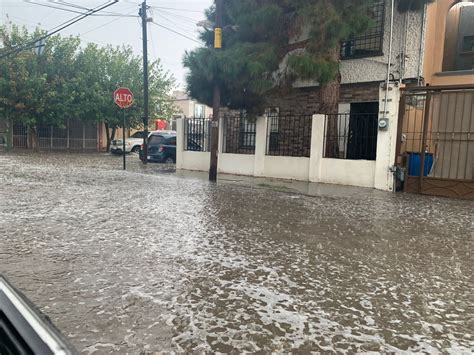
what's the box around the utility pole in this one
[209,0,223,182]
[140,0,149,164]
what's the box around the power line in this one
[156,13,198,38]
[24,0,138,17]
[149,21,157,61]
[158,9,202,25]
[1,1,119,59]
[80,8,138,37]
[150,6,203,14]
[150,21,202,45]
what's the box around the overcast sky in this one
[1,0,212,89]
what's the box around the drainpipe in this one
[383,0,395,118]
[400,11,409,84]
[382,0,395,192]
[417,3,427,86]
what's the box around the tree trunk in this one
[319,47,341,158]
[28,126,39,150]
[5,111,12,152]
[104,123,117,152]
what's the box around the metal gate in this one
[11,119,98,150]
[396,85,474,199]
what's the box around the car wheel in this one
[165,157,174,164]
[131,146,140,154]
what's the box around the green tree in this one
[75,44,177,151]
[0,25,49,148]
[0,24,177,151]
[184,1,375,115]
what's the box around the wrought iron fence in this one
[184,117,211,152]
[10,119,98,150]
[13,123,27,148]
[324,113,378,160]
[266,113,312,157]
[223,111,256,155]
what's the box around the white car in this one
[110,130,175,154]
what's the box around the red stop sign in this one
[114,87,134,109]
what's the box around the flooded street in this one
[0,152,473,353]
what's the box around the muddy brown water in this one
[0,152,473,353]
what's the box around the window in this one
[130,131,145,139]
[341,1,385,59]
[462,35,474,52]
[194,104,205,118]
[223,111,256,154]
[266,107,280,152]
[443,2,474,72]
[166,137,176,146]
[149,135,165,145]
[239,117,256,149]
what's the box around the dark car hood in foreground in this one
[0,275,76,355]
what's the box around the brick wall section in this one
[223,82,381,155]
[266,81,381,114]
[340,82,381,104]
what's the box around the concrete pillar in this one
[254,115,267,177]
[176,118,184,170]
[309,114,325,182]
[374,82,401,191]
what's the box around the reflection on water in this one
[0,152,473,353]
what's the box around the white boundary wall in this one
[177,83,400,191]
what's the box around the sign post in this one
[113,87,134,170]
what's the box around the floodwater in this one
[0,152,473,353]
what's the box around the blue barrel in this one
[408,152,434,176]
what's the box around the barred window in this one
[239,117,256,148]
[223,111,256,154]
[341,1,385,59]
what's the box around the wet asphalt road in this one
[0,151,473,353]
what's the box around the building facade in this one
[177,0,474,199]
[173,90,212,119]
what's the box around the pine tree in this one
[184,1,373,115]
[184,0,433,132]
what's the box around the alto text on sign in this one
[113,87,134,109]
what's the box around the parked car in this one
[142,132,177,163]
[110,131,148,154]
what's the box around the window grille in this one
[341,1,385,59]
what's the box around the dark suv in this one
[143,133,176,163]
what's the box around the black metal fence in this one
[184,117,211,152]
[266,113,312,157]
[13,123,27,148]
[223,111,256,154]
[11,119,98,150]
[324,113,378,160]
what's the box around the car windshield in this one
[166,137,176,146]
[149,135,165,145]
[130,131,144,139]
